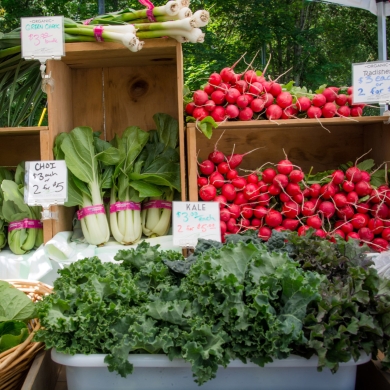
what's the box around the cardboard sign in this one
[352,61,390,104]
[21,16,64,60]
[172,201,221,247]
[24,160,67,206]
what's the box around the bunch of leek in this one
[1,163,43,255]
[53,127,120,246]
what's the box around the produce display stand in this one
[186,117,390,201]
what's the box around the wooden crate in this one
[187,117,390,201]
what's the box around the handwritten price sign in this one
[352,61,390,104]
[172,202,221,247]
[24,161,68,206]
[21,16,64,60]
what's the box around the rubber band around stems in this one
[77,205,106,220]
[93,25,104,42]
[138,0,157,22]
[109,201,141,213]
[143,200,172,210]
[8,219,43,231]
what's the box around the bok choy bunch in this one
[0,167,14,250]
[53,127,120,246]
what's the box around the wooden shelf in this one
[0,126,49,135]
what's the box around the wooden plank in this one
[0,134,41,167]
[21,350,61,390]
[363,121,390,166]
[0,126,48,135]
[186,126,199,202]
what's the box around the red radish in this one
[214,195,227,209]
[335,94,348,106]
[211,90,226,105]
[282,201,300,219]
[253,205,268,219]
[199,184,216,201]
[351,106,363,117]
[346,191,359,205]
[197,176,208,187]
[239,107,254,121]
[243,183,260,201]
[250,98,266,113]
[244,70,258,83]
[233,191,247,205]
[208,150,225,164]
[282,218,300,231]
[356,202,370,214]
[347,86,353,95]
[216,82,230,92]
[258,180,268,192]
[262,81,272,92]
[199,160,215,176]
[204,99,216,112]
[251,218,261,228]
[220,208,230,222]
[314,229,327,238]
[318,201,336,218]
[220,67,235,83]
[234,80,248,94]
[337,221,354,234]
[241,205,254,219]
[226,169,238,180]
[354,181,372,197]
[342,180,355,193]
[236,94,250,108]
[307,215,322,229]
[265,210,283,227]
[262,93,275,108]
[276,92,293,108]
[232,176,247,189]
[296,97,311,112]
[227,148,259,169]
[231,73,242,83]
[312,94,326,107]
[262,168,277,183]
[293,194,303,204]
[257,193,271,206]
[209,72,222,86]
[269,82,282,97]
[289,169,304,183]
[307,106,322,118]
[185,102,196,115]
[192,107,209,120]
[258,226,272,241]
[320,183,337,199]
[370,188,385,204]
[193,90,209,105]
[302,201,316,216]
[298,225,310,236]
[274,226,287,232]
[322,87,338,102]
[346,231,360,241]
[240,218,251,229]
[337,106,351,117]
[358,227,374,241]
[332,229,345,239]
[248,82,264,96]
[282,106,298,119]
[371,238,389,252]
[351,213,369,229]
[226,104,240,119]
[337,204,354,220]
[382,228,390,241]
[228,203,241,219]
[322,102,337,118]
[361,171,371,182]
[209,171,225,188]
[257,74,266,83]
[333,193,348,208]
[368,218,384,235]
[218,162,230,174]
[247,173,259,184]
[309,183,321,198]
[286,182,301,196]
[331,169,345,185]
[346,167,362,183]
[225,88,241,104]
[221,183,236,201]
[302,188,311,197]
[227,218,240,233]
[203,83,215,95]
[277,159,294,175]
[273,174,289,188]
[280,193,291,203]
[371,203,389,219]
[266,104,283,120]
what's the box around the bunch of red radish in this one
[198,150,390,252]
[185,66,365,122]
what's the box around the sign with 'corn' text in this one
[172,201,221,247]
[21,16,64,60]
[352,61,390,104]
[24,160,68,207]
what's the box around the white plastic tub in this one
[51,350,371,390]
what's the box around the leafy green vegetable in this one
[0,320,29,352]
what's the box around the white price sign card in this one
[172,201,221,247]
[24,160,68,206]
[21,16,64,60]
[352,61,390,104]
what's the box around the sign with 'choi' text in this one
[172,201,221,247]
[352,61,390,104]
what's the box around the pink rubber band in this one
[8,219,43,232]
[109,201,141,213]
[142,200,172,210]
[77,205,105,220]
[93,25,104,42]
[138,0,156,22]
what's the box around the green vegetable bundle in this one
[35,229,390,385]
